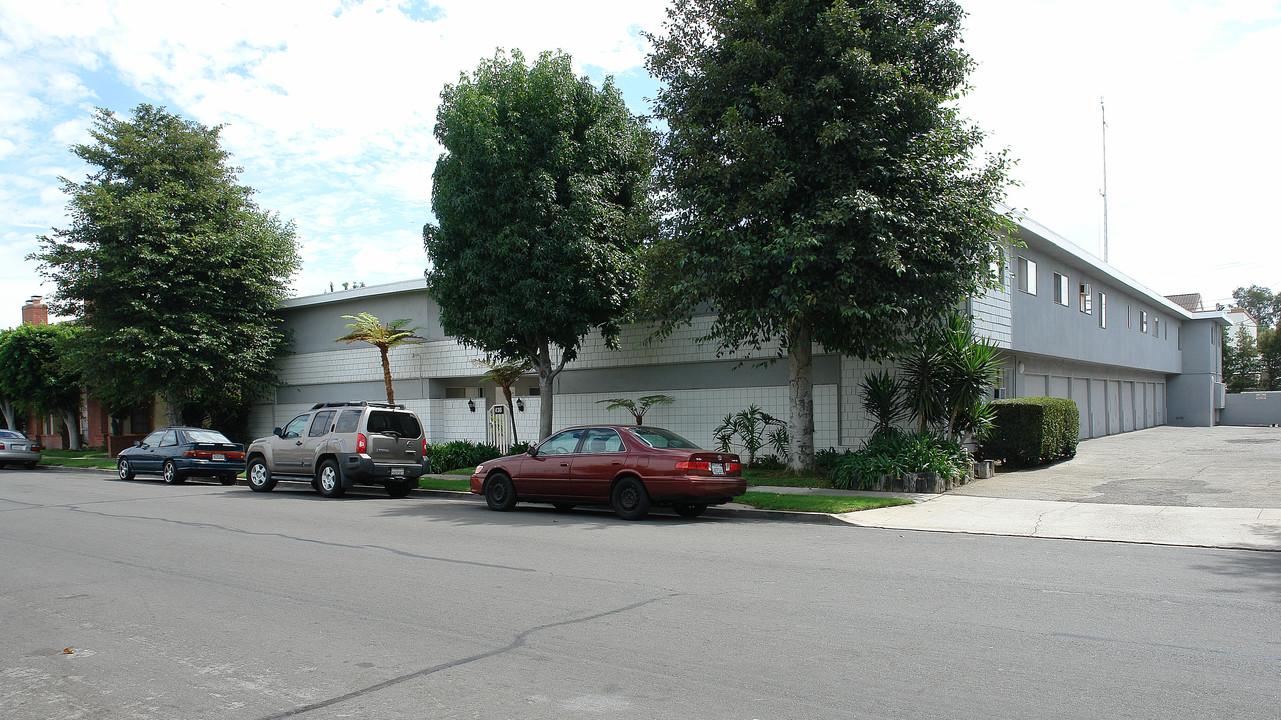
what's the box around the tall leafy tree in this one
[336,313,425,405]
[0,323,84,448]
[1222,326,1261,393]
[1258,328,1281,391]
[646,0,1012,471]
[1231,285,1278,330]
[30,105,301,424]
[424,50,656,440]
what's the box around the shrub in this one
[829,431,970,490]
[424,440,505,473]
[814,447,847,476]
[979,397,1079,467]
[749,454,786,471]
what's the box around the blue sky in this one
[2,0,1278,329]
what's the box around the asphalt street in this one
[1,469,1278,719]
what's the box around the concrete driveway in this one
[952,425,1281,508]
[839,426,1281,551]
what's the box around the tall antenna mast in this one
[1100,97,1109,263]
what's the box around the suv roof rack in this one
[310,401,406,410]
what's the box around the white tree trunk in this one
[60,409,82,450]
[0,399,15,432]
[537,341,555,442]
[787,320,815,473]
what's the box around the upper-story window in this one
[1017,257,1037,295]
[1153,317,1160,338]
[1079,283,1092,314]
[1053,273,1069,306]
[1098,292,1107,328]
[1140,310,1149,333]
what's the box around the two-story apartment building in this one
[248,211,1230,450]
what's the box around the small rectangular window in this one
[1140,310,1149,333]
[1153,317,1160,338]
[1053,273,1068,306]
[1079,283,1092,314]
[1017,256,1037,295]
[1098,293,1107,328]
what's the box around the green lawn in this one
[39,449,118,470]
[733,492,911,513]
[420,477,472,492]
[741,468,831,488]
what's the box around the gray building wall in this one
[1221,392,1281,426]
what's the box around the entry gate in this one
[486,405,512,454]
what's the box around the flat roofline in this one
[282,278,427,309]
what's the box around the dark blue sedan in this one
[117,427,245,485]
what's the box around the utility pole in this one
[1100,97,1109,264]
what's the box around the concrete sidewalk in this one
[831,494,1281,551]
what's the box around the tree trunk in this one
[380,346,395,404]
[502,385,519,445]
[0,399,14,432]
[787,319,815,473]
[537,341,555,441]
[61,409,82,450]
[165,396,180,426]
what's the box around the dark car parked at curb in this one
[0,429,42,469]
[117,427,245,485]
[470,425,746,520]
[244,401,425,498]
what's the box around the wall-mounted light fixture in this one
[516,398,525,412]
[467,400,476,412]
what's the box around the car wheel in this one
[484,473,517,511]
[218,474,238,486]
[611,477,651,521]
[552,503,576,511]
[247,458,277,492]
[673,503,707,518]
[316,460,345,498]
[25,461,39,470]
[385,480,413,498]
[117,458,135,481]
[162,460,185,485]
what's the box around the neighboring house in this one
[1222,307,1259,344]
[248,210,1231,451]
[11,296,157,450]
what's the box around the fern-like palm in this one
[336,313,425,404]
[477,357,533,444]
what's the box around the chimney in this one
[21,295,49,326]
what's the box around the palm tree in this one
[596,395,675,425]
[477,357,533,444]
[336,313,424,404]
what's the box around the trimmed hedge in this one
[424,440,530,473]
[979,397,1079,467]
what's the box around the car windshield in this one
[185,429,232,444]
[628,427,701,450]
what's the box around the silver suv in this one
[245,401,425,498]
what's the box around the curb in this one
[416,487,843,524]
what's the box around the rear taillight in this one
[676,458,741,475]
[422,437,427,455]
[676,460,711,472]
[182,450,244,460]
[0,443,5,450]
[357,432,367,453]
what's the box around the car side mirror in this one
[273,427,283,437]
[527,447,538,457]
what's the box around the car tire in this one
[25,461,39,470]
[611,477,651,521]
[117,458,135,481]
[247,458,277,492]
[316,460,345,498]
[218,474,238,486]
[484,473,517,511]
[385,480,413,498]
[552,503,576,511]
[162,460,184,485]
[673,503,707,518]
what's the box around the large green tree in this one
[1231,285,1278,330]
[424,50,656,440]
[0,323,84,448]
[646,0,1012,471]
[31,105,301,424]
[1258,328,1281,391]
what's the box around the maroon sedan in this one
[470,425,746,520]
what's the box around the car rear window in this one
[185,430,232,444]
[629,427,701,449]
[0,430,22,439]
[335,409,362,433]
[366,410,421,438]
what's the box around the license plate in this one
[710,463,724,475]
[390,467,404,477]
[212,453,226,462]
